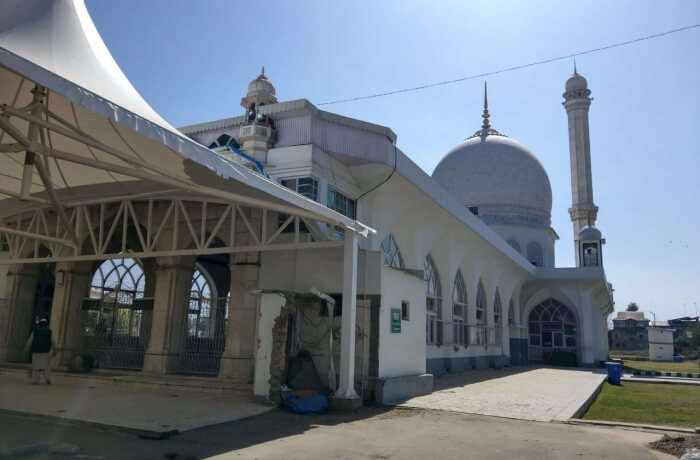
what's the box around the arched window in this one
[380,234,404,269]
[582,243,599,267]
[528,299,577,362]
[507,239,521,253]
[527,242,544,267]
[208,133,239,149]
[493,290,502,345]
[508,298,515,326]
[425,255,442,345]
[88,258,145,337]
[187,265,216,338]
[452,270,467,346]
[475,281,487,345]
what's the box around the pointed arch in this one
[187,263,217,338]
[208,133,239,149]
[452,269,467,346]
[528,298,578,363]
[527,242,544,267]
[508,297,515,326]
[474,280,487,345]
[88,257,145,337]
[493,289,503,345]
[380,234,404,269]
[424,255,442,345]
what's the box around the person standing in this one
[24,318,56,385]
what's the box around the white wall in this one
[259,248,380,295]
[378,265,426,378]
[648,327,674,361]
[490,224,556,268]
[253,293,286,399]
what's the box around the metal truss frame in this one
[0,85,348,264]
[0,196,344,264]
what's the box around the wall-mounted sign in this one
[391,308,401,333]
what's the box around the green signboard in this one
[391,308,401,333]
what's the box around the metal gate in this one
[82,295,152,370]
[174,296,228,375]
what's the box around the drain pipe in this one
[224,144,268,177]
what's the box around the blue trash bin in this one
[605,361,622,385]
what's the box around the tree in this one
[626,302,639,312]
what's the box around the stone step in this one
[0,363,252,394]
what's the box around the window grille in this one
[474,282,487,345]
[425,255,442,345]
[452,270,467,345]
[493,290,502,345]
[380,234,404,269]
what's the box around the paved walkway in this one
[0,373,271,434]
[399,366,606,422]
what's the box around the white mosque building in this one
[0,0,613,406]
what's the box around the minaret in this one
[563,65,598,243]
[239,67,277,164]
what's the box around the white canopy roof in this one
[0,0,372,236]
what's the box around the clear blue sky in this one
[86,0,700,321]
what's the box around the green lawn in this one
[609,349,648,360]
[583,382,700,428]
[623,360,700,374]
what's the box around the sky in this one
[85,0,700,321]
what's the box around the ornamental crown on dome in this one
[241,66,277,111]
[467,82,507,140]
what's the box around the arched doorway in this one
[528,299,578,364]
[175,249,230,376]
[83,257,150,369]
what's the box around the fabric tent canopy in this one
[0,0,373,237]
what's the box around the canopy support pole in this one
[26,85,78,247]
[335,231,360,403]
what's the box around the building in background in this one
[648,326,675,361]
[608,311,650,350]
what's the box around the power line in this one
[317,23,700,106]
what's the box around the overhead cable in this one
[317,23,700,106]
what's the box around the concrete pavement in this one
[0,407,675,460]
[0,373,271,434]
[399,366,606,422]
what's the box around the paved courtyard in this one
[399,366,606,422]
[0,373,271,434]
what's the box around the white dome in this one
[432,133,552,225]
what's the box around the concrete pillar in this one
[335,232,359,401]
[142,257,193,374]
[219,263,259,381]
[49,262,92,367]
[0,265,39,362]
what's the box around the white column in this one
[336,231,359,400]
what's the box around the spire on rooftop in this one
[481,81,491,131]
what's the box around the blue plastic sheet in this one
[280,390,328,415]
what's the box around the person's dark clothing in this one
[31,328,52,354]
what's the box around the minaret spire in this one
[481,81,491,131]
[563,67,600,266]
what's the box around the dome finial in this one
[481,81,491,131]
[573,59,578,75]
[261,65,265,76]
